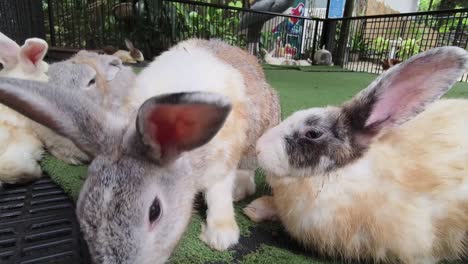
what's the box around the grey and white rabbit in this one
[35,50,138,165]
[313,45,333,66]
[0,38,280,263]
[245,46,468,264]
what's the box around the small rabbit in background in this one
[33,50,138,165]
[103,38,144,64]
[261,48,311,66]
[0,38,280,263]
[313,45,333,66]
[245,46,468,264]
[0,32,49,185]
[381,58,402,70]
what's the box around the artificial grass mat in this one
[40,68,468,263]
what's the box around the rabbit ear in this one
[0,77,117,157]
[18,38,48,73]
[125,39,135,50]
[0,32,20,69]
[100,55,122,81]
[136,92,231,164]
[342,46,468,146]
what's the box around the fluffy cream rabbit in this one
[245,46,468,263]
[0,32,49,184]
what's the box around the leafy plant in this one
[398,38,422,60]
[370,36,390,53]
[170,0,246,46]
[350,32,365,52]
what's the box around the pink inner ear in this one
[23,44,46,65]
[365,62,447,128]
[147,104,216,153]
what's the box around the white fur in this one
[0,34,49,185]
[133,41,249,250]
[257,108,328,177]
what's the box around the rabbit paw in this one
[243,196,278,223]
[200,219,239,251]
[233,170,256,202]
[50,149,90,165]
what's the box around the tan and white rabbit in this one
[0,32,49,184]
[245,46,468,264]
[133,38,281,251]
[0,38,280,263]
[111,39,145,64]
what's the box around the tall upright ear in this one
[342,46,468,146]
[0,32,20,69]
[18,38,48,73]
[136,92,232,164]
[125,39,134,50]
[0,77,118,157]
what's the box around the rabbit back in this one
[269,98,468,263]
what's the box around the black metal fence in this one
[331,9,468,81]
[0,0,467,81]
[41,0,321,61]
[0,0,46,45]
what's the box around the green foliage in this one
[398,38,422,60]
[350,32,365,52]
[170,0,246,46]
[418,0,442,11]
[370,36,390,53]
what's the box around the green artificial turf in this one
[40,66,468,263]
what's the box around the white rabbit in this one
[0,32,49,185]
[0,38,280,263]
[245,46,468,264]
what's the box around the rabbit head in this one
[257,46,468,178]
[0,77,231,263]
[0,32,48,81]
[125,39,144,62]
[47,50,137,114]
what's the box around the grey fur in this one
[32,51,138,165]
[0,77,231,264]
[313,46,333,66]
[283,46,468,176]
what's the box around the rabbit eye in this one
[149,197,162,223]
[305,130,323,140]
[0,62,3,71]
[88,78,96,86]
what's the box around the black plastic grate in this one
[0,176,91,264]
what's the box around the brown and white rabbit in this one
[0,38,280,263]
[0,32,49,184]
[111,39,145,64]
[245,46,468,264]
[132,38,280,251]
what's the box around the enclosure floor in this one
[40,68,468,264]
